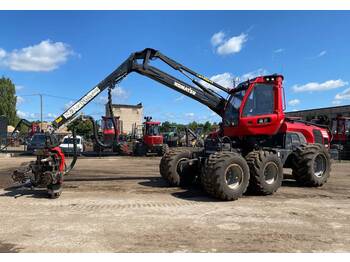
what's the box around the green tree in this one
[0,77,17,126]
[203,121,212,133]
[67,118,94,139]
[188,121,198,131]
[160,121,171,132]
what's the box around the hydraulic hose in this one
[64,127,78,174]
[85,115,116,148]
[86,85,119,149]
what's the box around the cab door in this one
[238,78,284,136]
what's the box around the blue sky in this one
[1,11,350,124]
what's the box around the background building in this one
[286,105,350,126]
[106,103,143,134]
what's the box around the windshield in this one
[146,125,160,135]
[31,134,46,145]
[103,118,117,129]
[224,89,246,126]
[333,119,350,135]
[242,84,274,117]
[63,138,81,144]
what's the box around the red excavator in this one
[9,48,332,200]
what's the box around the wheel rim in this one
[225,164,244,189]
[263,162,279,185]
[314,154,327,177]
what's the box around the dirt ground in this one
[0,156,349,252]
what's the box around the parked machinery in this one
[162,126,180,147]
[10,48,332,200]
[93,116,124,153]
[133,116,169,156]
[331,116,350,159]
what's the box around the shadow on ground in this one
[139,175,304,202]
[0,184,49,199]
[0,241,21,253]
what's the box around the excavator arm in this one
[52,48,228,130]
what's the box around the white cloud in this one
[15,85,24,91]
[64,100,75,110]
[216,33,248,55]
[317,50,327,57]
[16,111,58,120]
[209,72,234,89]
[96,86,128,105]
[332,100,342,105]
[0,48,6,59]
[293,79,348,93]
[240,69,268,81]
[174,95,185,102]
[199,69,268,92]
[47,113,57,118]
[111,86,128,100]
[16,96,25,105]
[199,72,234,92]
[210,31,247,56]
[334,87,350,101]
[274,48,284,53]
[288,99,300,106]
[211,31,225,46]
[185,112,195,117]
[17,110,27,118]
[0,40,74,72]
[307,50,327,59]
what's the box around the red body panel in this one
[102,116,121,142]
[144,135,163,146]
[280,121,330,145]
[50,146,65,172]
[146,121,161,125]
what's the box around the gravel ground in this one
[0,156,349,252]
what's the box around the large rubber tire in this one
[134,143,147,156]
[246,150,283,195]
[201,152,250,201]
[292,144,331,186]
[159,149,198,186]
[158,144,169,156]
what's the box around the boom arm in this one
[52,48,228,130]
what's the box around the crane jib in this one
[54,86,102,125]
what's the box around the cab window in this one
[242,84,274,117]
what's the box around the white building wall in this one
[106,104,143,134]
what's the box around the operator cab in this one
[143,116,163,146]
[145,122,161,136]
[332,116,350,143]
[223,75,285,137]
[102,116,121,135]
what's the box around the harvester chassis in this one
[160,131,331,201]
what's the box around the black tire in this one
[134,143,147,156]
[292,144,331,186]
[246,150,283,195]
[159,149,197,186]
[158,144,169,156]
[201,152,250,201]
[93,144,102,153]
